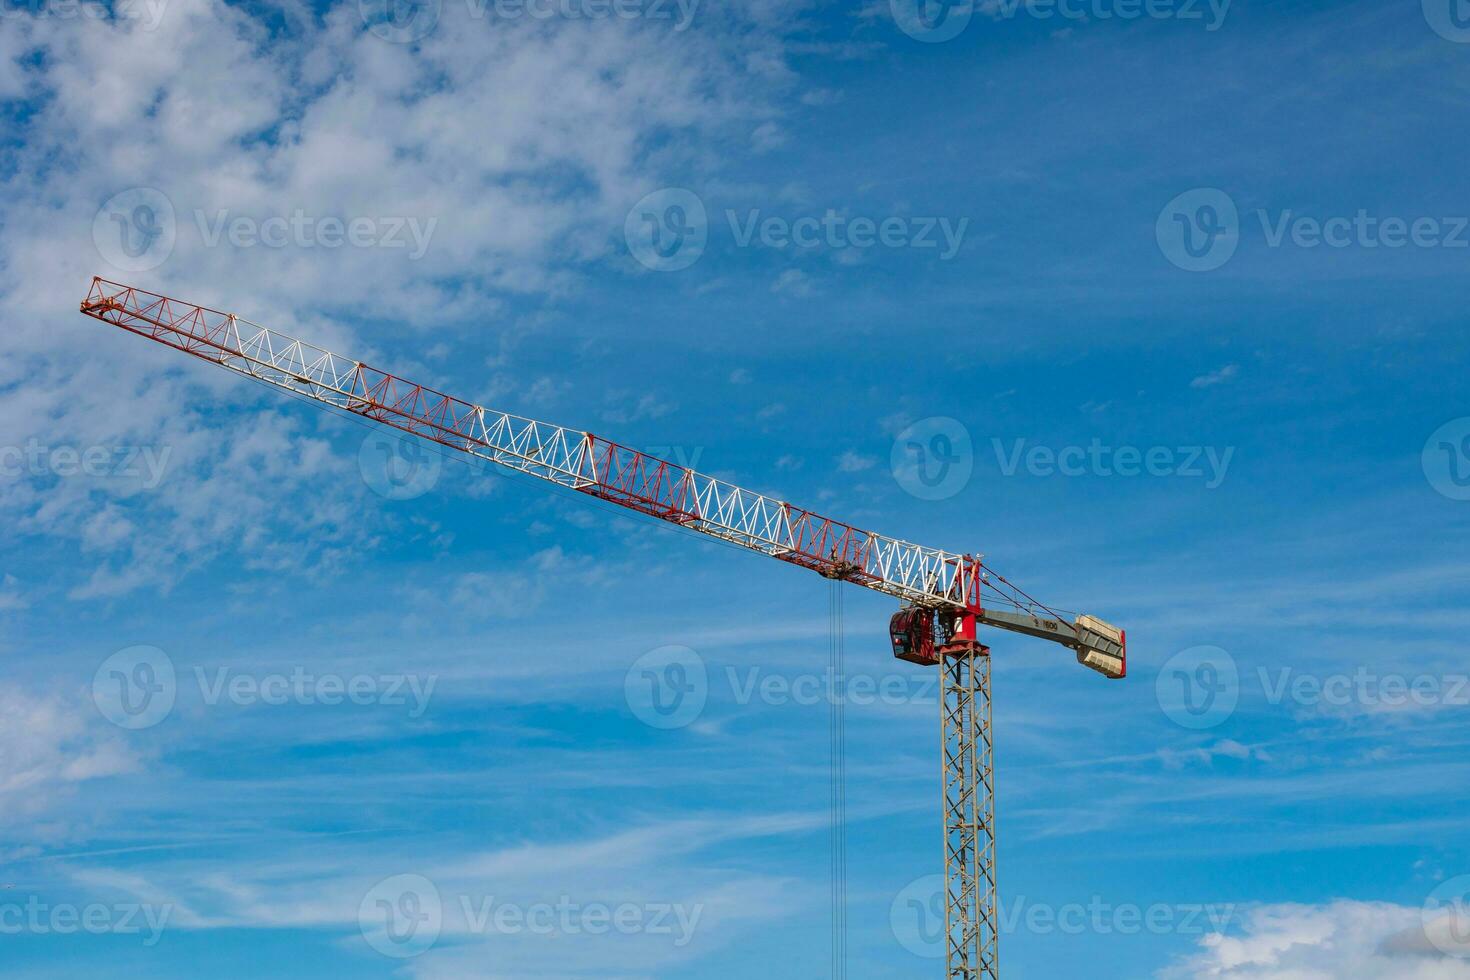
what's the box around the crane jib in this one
[77,276,1123,677]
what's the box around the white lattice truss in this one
[80,277,1036,613]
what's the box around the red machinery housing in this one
[889,607,937,665]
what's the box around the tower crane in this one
[79,276,1126,979]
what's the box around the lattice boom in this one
[80,277,995,610]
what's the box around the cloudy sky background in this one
[3,0,1470,976]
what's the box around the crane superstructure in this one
[79,276,1126,979]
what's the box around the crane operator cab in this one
[889,606,939,666]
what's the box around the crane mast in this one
[79,276,1126,979]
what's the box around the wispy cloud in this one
[1191,364,1240,389]
[0,685,142,824]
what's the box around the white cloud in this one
[800,87,842,106]
[1159,739,1271,770]
[755,402,785,420]
[0,0,803,599]
[751,119,786,152]
[0,684,141,821]
[447,546,572,617]
[0,574,28,612]
[1159,900,1470,979]
[1191,364,1240,389]
[601,392,675,424]
[771,267,814,295]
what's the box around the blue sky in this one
[2,0,1470,976]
